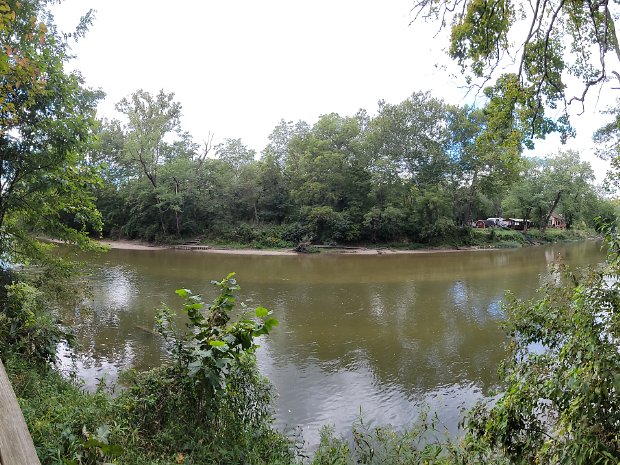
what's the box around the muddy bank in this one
[98,239,493,255]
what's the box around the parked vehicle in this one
[486,218,509,227]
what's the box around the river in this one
[57,240,605,446]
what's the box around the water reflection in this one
[59,241,605,446]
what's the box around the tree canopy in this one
[91,89,611,246]
[413,0,620,148]
[0,0,103,262]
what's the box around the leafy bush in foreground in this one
[114,273,291,463]
[4,273,294,465]
[459,226,620,464]
[0,282,70,363]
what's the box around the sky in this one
[51,0,612,180]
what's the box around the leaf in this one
[255,306,269,318]
[83,438,106,449]
[215,357,231,369]
[208,340,225,347]
[95,424,110,442]
[264,317,279,331]
[175,288,189,298]
[100,443,124,457]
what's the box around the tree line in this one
[90,90,615,246]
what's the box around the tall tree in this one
[262,119,310,168]
[286,113,370,242]
[111,90,192,237]
[115,90,182,189]
[446,104,514,225]
[368,93,450,188]
[215,138,256,178]
[0,0,103,260]
[502,158,545,231]
[502,152,595,231]
[539,150,594,231]
[257,151,291,224]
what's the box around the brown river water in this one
[57,240,605,446]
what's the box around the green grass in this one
[527,228,594,242]
[469,228,595,249]
[469,228,526,247]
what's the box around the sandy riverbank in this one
[97,239,493,255]
[97,239,168,251]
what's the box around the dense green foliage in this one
[414,0,620,150]
[4,274,294,465]
[501,150,605,231]
[154,273,279,412]
[0,281,70,363]
[91,90,613,247]
[0,0,104,263]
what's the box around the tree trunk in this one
[160,212,167,236]
[542,191,562,234]
[464,172,478,226]
[524,207,532,233]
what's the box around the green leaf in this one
[83,438,107,449]
[185,302,203,311]
[95,424,110,441]
[215,357,231,369]
[255,306,269,318]
[175,288,189,298]
[264,317,279,331]
[100,443,124,457]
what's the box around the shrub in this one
[6,355,123,465]
[462,254,620,463]
[363,206,407,242]
[0,282,71,363]
[310,411,500,465]
[7,274,295,465]
[118,273,294,463]
[301,207,361,244]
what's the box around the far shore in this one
[96,239,514,255]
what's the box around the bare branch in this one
[197,131,214,165]
[567,1,610,111]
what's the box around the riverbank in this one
[98,228,597,255]
[99,239,484,255]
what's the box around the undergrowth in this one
[3,273,296,465]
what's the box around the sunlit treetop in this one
[413,0,620,149]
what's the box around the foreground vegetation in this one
[2,274,294,465]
